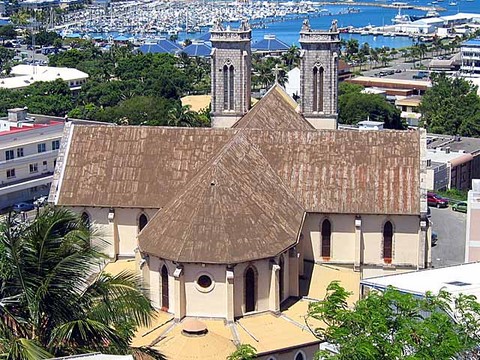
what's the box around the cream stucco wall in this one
[301,213,422,271]
[362,215,419,266]
[68,206,158,258]
[146,258,176,314]
[258,346,318,360]
[183,264,228,318]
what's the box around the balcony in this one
[0,172,54,196]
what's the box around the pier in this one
[317,1,446,12]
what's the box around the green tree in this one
[227,344,257,360]
[308,281,480,360]
[419,72,480,136]
[0,208,164,359]
[0,25,17,40]
[338,82,404,129]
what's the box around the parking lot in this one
[430,206,467,268]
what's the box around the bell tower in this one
[210,19,252,128]
[299,19,340,129]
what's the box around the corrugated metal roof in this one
[138,133,305,263]
[58,126,420,215]
[233,85,313,130]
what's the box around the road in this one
[430,206,466,268]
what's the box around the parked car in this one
[12,202,34,212]
[431,231,438,246]
[34,196,48,207]
[427,192,449,208]
[452,201,467,213]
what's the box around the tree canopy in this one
[338,82,404,129]
[419,73,480,136]
[0,208,164,359]
[308,281,480,360]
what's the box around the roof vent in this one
[182,319,208,337]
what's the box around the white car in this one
[34,196,48,207]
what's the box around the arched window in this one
[294,351,306,360]
[321,219,331,258]
[81,212,90,227]
[383,221,393,262]
[138,213,148,232]
[223,64,235,111]
[245,266,257,313]
[279,255,285,302]
[161,265,169,310]
[313,66,324,112]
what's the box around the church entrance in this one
[245,267,256,312]
[161,265,169,310]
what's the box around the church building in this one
[49,20,429,359]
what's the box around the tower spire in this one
[210,18,252,128]
[299,19,340,129]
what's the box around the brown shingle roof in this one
[57,126,420,216]
[233,85,313,130]
[138,133,305,264]
[58,126,234,208]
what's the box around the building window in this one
[54,159,57,168]
[6,169,15,179]
[223,64,235,111]
[245,266,257,313]
[161,265,169,310]
[29,163,38,173]
[294,351,306,360]
[138,213,148,232]
[312,66,324,112]
[195,273,215,293]
[383,221,393,263]
[17,148,24,157]
[37,143,46,153]
[5,150,14,161]
[52,140,60,150]
[42,161,47,171]
[321,219,332,258]
[81,212,90,227]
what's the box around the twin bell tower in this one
[210,18,340,129]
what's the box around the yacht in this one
[391,8,412,24]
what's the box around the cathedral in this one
[50,20,429,360]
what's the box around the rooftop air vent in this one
[182,319,208,337]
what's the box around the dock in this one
[317,1,446,12]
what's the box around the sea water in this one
[187,0,480,49]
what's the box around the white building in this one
[358,120,384,131]
[461,38,480,76]
[0,65,89,91]
[0,108,64,210]
[361,262,480,304]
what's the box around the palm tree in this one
[0,208,164,359]
[167,102,200,127]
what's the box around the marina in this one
[51,0,480,49]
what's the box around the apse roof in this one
[138,133,305,264]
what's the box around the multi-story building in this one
[461,38,480,76]
[0,108,64,210]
